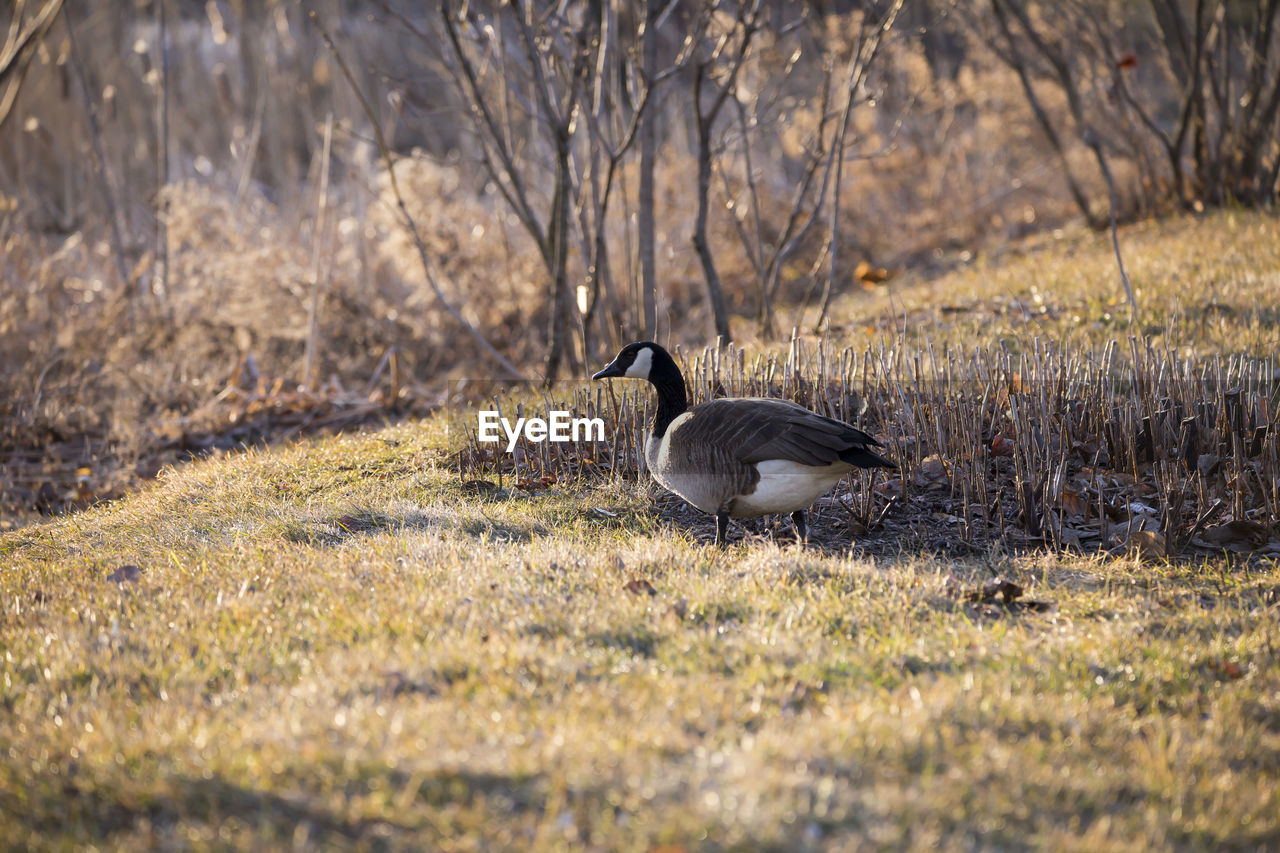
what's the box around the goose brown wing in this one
[677,398,880,468]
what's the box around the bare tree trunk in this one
[1239,0,1280,203]
[62,3,132,296]
[817,57,861,330]
[545,129,581,383]
[637,0,659,341]
[688,1,762,345]
[693,63,732,345]
[152,0,170,301]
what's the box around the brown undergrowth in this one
[457,331,1280,560]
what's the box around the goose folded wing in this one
[680,398,877,468]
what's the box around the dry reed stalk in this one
[451,335,1279,554]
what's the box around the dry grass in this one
[4,213,1280,850]
[2,420,1278,850]
[833,209,1280,360]
[4,9,1280,843]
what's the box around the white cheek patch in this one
[624,347,654,378]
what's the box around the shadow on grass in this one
[3,767,554,847]
[4,775,396,845]
[278,503,559,548]
[279,508,416,547]
[585,625,661,658]
[459,515,547,544]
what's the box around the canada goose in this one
[593,341,895,546]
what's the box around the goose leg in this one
[791,510,807,545]
[715,511,729,547]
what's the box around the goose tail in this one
[840,445,897,469]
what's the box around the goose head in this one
[593,342,690,435]
[592,341,679,384]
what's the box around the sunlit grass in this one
[4,213,1280,849]
[831,210,1280,360]
[3,414,1278,850]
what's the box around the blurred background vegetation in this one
[2,0,1278,522]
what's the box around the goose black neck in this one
[648,350,688,439]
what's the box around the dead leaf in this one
[1059,487,1089,518]
[1106,516,1160,541]
[107,565,142,584]
[915,456,949,486]
[623,578,657,596]
[854,259,894,285]
[954,576,1051,612]
[874,478,903,498]
[1197,454,1220,477]
[1118,530,1166,559]
[1206,659,1245,681]
[516,476,556,491]
[1070,440,1102,462]
[966,578,1024,604]
[1059,526,1100,547]
[1201,519,1269,548]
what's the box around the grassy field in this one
[3,213,1280,850]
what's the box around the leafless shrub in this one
[972,0,1280,218]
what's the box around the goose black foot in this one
[716,511,730,548]
[791,510,807,545]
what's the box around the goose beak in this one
[592,361,623,380]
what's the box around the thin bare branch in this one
[310,9,527,381]
[61,3,132,295]
[0,0,64,131]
